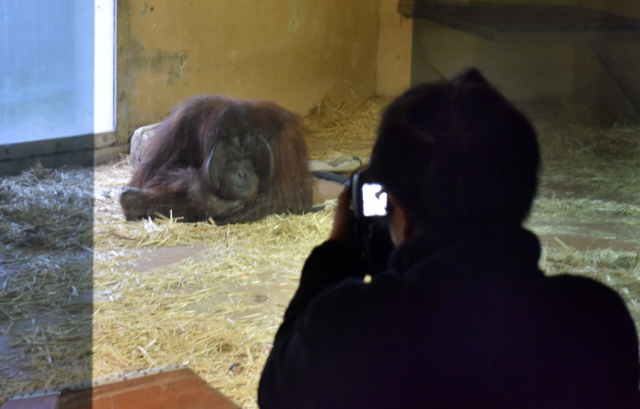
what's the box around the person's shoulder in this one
[548,273,621,298]
[546,273,631,317]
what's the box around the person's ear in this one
[388,194,419,247]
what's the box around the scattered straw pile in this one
[529,101,640,204]
[526,100,640,332]
[531,197,640,227]
[0,163,93,400]
[303,96,391,162]
[1,96,640,407]
[541,244,640,329]
[91,155,335,407]
[92,209,332,407]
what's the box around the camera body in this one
[351,168,394,275]
[351,168,388,220]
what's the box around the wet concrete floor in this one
[124,178,344,318]
[532,220,640,253]
[124,178,640,310]
[125,177,640,299]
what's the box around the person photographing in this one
[258,68,640,408]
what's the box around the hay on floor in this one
[2,96,640,408]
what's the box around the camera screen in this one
[362,183,387,217]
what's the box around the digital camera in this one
[351,168,388,220]
[350,168,394,275]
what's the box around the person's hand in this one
[329,184,356,242]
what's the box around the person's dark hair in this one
[368,68,540,230]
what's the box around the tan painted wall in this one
[571,0,640,118]
[410,0,640,119]
[579,0,640,17]
[376,0,412,96]
[124,0,380,134]
[412,21,576,102]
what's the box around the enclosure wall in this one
[377,0,413,96]
[571,0,640,118]
[411,0,640,119]
[123,0,381,136]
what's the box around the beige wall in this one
[571,0,640,117]
[411,21,576,102]
[123,0,381,134]
[119,0,640,153]
[410,1,640,117]
[376,0,413,96]
[579,0,640,17]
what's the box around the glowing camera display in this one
[362,183,388,217]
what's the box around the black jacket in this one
[259,225,640,408]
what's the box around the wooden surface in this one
[1,368,239,409]
[414,2,640,42]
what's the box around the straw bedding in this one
[1,97,639,407]
[0,164,93,397]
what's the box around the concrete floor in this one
[119,179,640,312]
